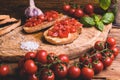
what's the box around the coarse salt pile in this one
[20,41,39,51]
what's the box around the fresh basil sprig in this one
[80,12,114,31]
[99,0,111,10]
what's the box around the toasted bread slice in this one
[0,20,21,36]
[23,14,68,33]
[0,18,17,25]
[44,27,82,45]
[0,15,10,20]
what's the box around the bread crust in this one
[44,25,82,45]
[0,18,17,25]
[0,15,10,20]
[0,20,21,36]
[23,14,68,33]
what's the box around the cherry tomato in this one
[63,5,71,12]
[111,47,119,57]
[69,8,76,15]
[53,64,68,78]
[28,74,39,80]
[85,4,94,14]
[74,9,84,18]
[92,60,103,74]
[68,66,81,79]
[36,50,48,64]
[58,54,69,64]
[41,69,55,80]
[0,65,10,76]
[79,55,92,65]
[92,53,102,61]
[47,53,56,64]
[81,67,94,80]
[94,41,104,51]
[104,52,114,60]
[24,59,38,74]
[110,54,115,60]
[106,37,116,48]
[25,52,36,60]
[102,57,113,68]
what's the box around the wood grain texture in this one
[0,24,112,62]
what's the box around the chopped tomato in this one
[47,18,82,38]
[25,10,59,27]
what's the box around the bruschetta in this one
[44,18,83,45]
[23,10,68,33]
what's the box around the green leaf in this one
[92,14,101,22]
[80,16,95,27]
[101,12,114,24]
[99,0,111,10]
[96,21,104,31]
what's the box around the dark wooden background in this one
[0,0,99,19]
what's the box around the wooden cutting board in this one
[0,24,112,62]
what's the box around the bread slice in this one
[0,15,10,20]
[0,18,17,25]
[0,20,21,36]
[43,19,82,45]
[44,28,82,45]
[23,14,68,33]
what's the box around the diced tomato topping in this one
[25,10,59,27]
[47,18,82,38]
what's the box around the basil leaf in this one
[96,21,104,31]
[101,12,114,24]
[92,14,101,22]
[99,0,111,10]
[80,16,95,27]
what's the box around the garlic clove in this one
[25,0,43,18]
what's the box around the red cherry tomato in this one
[102,57,113,68]
[79,55,92,65]
[85,4,94,14]
[68,66,81,79]
[74,9,84,18]
[92,60,104,74]
[69,8,76,15]
[25,52,36,60]
[47,53,56,64]
[36,50,48,64]
[106,37,116,48]
[24,59,38,74]
[28,74,39,80]
[111,47,119,57]
[53,64,68,78]
[63,5,71,12]
[104,52,114,60]
[94,41,104,51]
[58,54,69,64]
[81,67,94,80]
[92,53,102,61]
[41,69,55,80]
[0,65,10,76]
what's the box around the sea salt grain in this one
[20,41,39,51]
